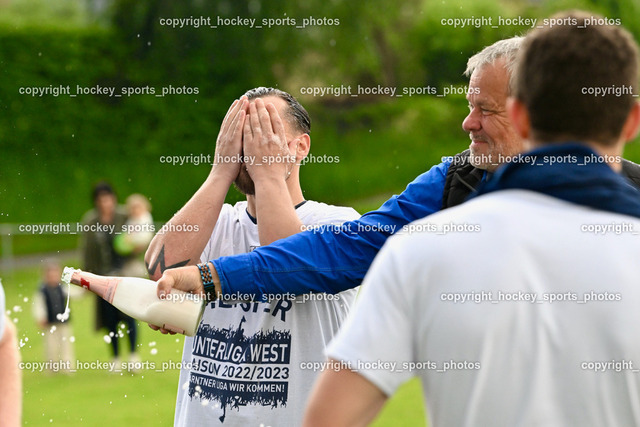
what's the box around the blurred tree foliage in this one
[102,0,640,101]
[1,0,639,255]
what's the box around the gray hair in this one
[464,36,524,94]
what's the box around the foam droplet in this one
[56,307,70,322]
[59,269,73,322]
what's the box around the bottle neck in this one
[69,270,120,303]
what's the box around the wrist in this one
[197,261,221,300]
[253,175,290,197]
[208,165,238,185]
[251,171,288,186]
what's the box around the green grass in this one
[3,261,185,425]
[2,261,426,426]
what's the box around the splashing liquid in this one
[57,269,74,322]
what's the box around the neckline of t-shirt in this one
[245,200,308,224]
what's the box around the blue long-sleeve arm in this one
[212,160,451,299]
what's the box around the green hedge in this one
[3,0,640,256]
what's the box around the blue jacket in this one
[212,149,640,300]
[212,159,453,300]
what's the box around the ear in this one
[506,97,530,140]
[290,133,310,162]
[620,101,640,143]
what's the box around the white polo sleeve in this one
[326,233,415,396]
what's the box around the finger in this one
[266,103,287,143]
[219,99,239,136]
[222,97,247,136]
[148,324,160,331]
[256,98,274,135]
[238,98,249,120]
[156,272,174,299]
[249,101,262,138]
[232,110,246,142]
[237,99,249,141]
[239,96,249,113]
[243,115,253,148]
[226,104,245,142]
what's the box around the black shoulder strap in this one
[441,150,485,209]
[442,153,640,208]
[621,158,640,190]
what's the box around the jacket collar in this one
[470,143,640,219]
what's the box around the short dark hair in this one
[243,87,311,135]
[514,10,640,145]
[92,181,115,204]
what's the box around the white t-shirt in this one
[175,200,359,426]
[328,190,640,427]
[0,283,5,342]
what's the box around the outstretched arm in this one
[213,159,451,298]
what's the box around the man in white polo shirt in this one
[145,87,359,426]
[304,10,640,427]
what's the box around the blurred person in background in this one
[0,281,22,426]
[304,11,640,426]
[32,260,74,374]
[115,193,154,277]
[80,181,139,370]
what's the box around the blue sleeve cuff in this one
[212,254,257,299]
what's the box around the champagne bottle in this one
[61,267,205,336]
